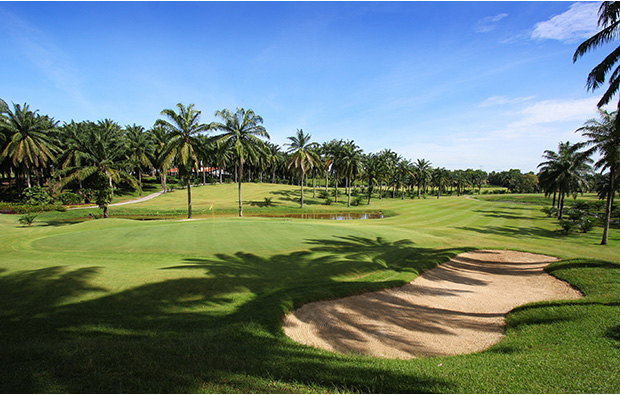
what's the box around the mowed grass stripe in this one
[1,183,619,393]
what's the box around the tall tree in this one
[156,103,212,219]
[414,158,432,198]
[149,124,172,193]
[363,153,381,205]
[336,140,363,207]
[0,102,60,189]
[537,141,593,220]
[577,109,620,244]
[57,119,138,218]
[286,129,319,208]
[125,124,153,195]
[213,108,269,217]
[574,2,620,110]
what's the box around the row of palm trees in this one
[537,110,620,245]
[1,99,504,218]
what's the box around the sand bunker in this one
[283,250,582,359]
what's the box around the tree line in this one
[0,99,508,214]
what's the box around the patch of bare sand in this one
[282,250,582,359]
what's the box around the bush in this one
[559,207,599,234]
[59,191,83,205]
[263,197,273,207]
[318,190,329,199]
[559,219,577,234]
[541,206,558,218]
[0,202,64,214]
[324,197,333,205]
[80,189,95,204]
[351,196,364,206]
[21,186,53,205]
[18,213,38,226]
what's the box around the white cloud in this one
[531,2,600,43]
[509,97,599,128]
[479,95,535,107]
[474,13,509,33]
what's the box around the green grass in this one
[1,183,619,393]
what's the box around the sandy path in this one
[69,190,164,209]
[283,250,582,359]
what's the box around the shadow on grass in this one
[457,225,557,239]
[0,236,465,393]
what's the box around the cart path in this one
[69,190,164,209]
[282,249,582,359]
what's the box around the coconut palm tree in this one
[285,129,319,208]
[537,141,593,220]
[57,119,138,218]
[156,103,213,219]
[363,153,381,205]
[0,102,60,190]
[413,159,432,198]
[577,109,620,244]
[431,167,449,199]
[125,124,153,195]
[574,2,620,110]
[337,140,363,207]
[213,107,269,217]
[149,124,172,193]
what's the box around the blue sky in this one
[0,1,614,172]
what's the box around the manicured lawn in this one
[1,183,619,392]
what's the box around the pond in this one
[248,212,385,220]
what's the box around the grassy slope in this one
[1,183,619,393]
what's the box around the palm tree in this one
[57,119,138,218]
[377,149,397,200]
[577,109,620,244]
[414,158,432,198]
[0,102,60,190]
[431,167,449,199]
[397,159,413,199]
[337,140,363,207]
[537,141,593,220]
[213,107,269,217]
[125,124,153,195]
[286,129,319,208]
[574,2,620,110]
[149,124,172,193]
[156,103,212,219]
[363,153,381,205]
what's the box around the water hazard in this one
[249,212,385,220]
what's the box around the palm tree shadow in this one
[0,237,465,393]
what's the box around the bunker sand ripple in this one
[283,250,582,359]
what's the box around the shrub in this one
[541,206,558,218]
[18,213,38,226]
[21,186,53,205]
[559,219,577,234]
[318,190,329,199]
[324,197,333,205]
[59,191,83,205]
[263,197,273,207]
[351,196,364,206]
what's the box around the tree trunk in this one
[601,166,615,245]
[300,170,305,208]
[103,205,109,218]
[139,169,143,196]
[187,177,192,219]
[347,177,351,207]
[552,191,556,208]
[558,191,565,220]
[312,171,316,198]
[238,159,244,217]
